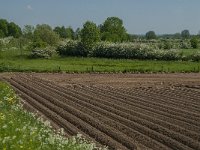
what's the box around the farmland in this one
[2,73,200,150]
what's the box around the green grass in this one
[179,48,200,56]
[0,81,99,150]
[0,48,200,73]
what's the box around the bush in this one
[30,47,55,59]
[31,40,48,49]
[190,52,200,61]
[190,38,198,49]
[57,41,200,61]
[91,42,181,60]
[180,40,191,49]
[163,41,172,50]
[56,40,87,56]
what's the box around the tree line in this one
[1,17,199,41]
[0,19,22,38]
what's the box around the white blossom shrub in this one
[30,47,55,59]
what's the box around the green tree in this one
[173,33,181,39]
[7,22,22,38]
[197,31,200,38]
[54,26,67,38]
[181,30,190,39]
[81,21,100,50]
[190,37,198,49]
[74,28,81,40]
[100,17,128,42]
[0,19,8,37]
[145,31,156,40]
[0,30,4,38]
[34,24,59,47]
[23,25,34,39]
[65,27,74,39]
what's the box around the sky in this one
[0,0,200,34]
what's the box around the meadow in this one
[1,47,200,73]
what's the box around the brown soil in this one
[1,73,200,150]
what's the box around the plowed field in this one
[2,73,200,150]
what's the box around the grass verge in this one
[0,81,100,150]
[0,48,200,73]
[1,57,200,73]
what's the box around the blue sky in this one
[0,0,200,34]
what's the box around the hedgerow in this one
[56,40,200,61]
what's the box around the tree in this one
[7,22,22,38]
[173,33,181,39]
[181,30,190,39]
[197,31,200,38]
[145,31,156,40]
[54,26,67,38]
[54,26,74,39]
[74,28,81,40]
[34,24,59,47]
[23,25,34,39]
[65,27,74,39]
[0,19,8,37]
[100,17,128,42]
[81,21,100,50]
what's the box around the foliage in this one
[54,26,74,39]
[0,82,100,150]
[23,25,34,40]
[163,41,173,50]
[31,40,48,49]
[65,27,74,39]
[81,21,100,50]
[0,19,8,37]
[54,26,67,38]
[0,19,22,38]
[30,47,55,59]
[181,30,190,39]
[190,37,198,49]
[146,31,157,40]
[100,17,128,42]
[189,52,200,61]
[180,40,192,49]
[55,40,200,62]
[0,37,31,53]
[173,33,181,39]
[56,40,87,56]
[34,24,59,46]
[91,42,181,60]
[74,28,81,40]
[7,22,22,38]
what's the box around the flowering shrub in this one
[190,52,200,61]
[91,42,182,60]
[56,40,200,61]
[180,40,192,49]
[30,47,55,59]
[56,40,88,56]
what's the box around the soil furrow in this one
[22,76,200,138]
[90,85,200,122]
[33,76,200,136]
[114,87,200,114]
[10,77,139,150]
[19,76,200,145]
[8,78,129,150]
[74,84,200,129]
